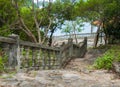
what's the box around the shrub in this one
[0,56,8,73]
[0,56,4,72]
[0,49,8,73]
[93,46,120,70]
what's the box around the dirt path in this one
[65,49,104,72]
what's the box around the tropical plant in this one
[93,46,120,70]
[61,18,84,43]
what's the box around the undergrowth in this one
[93,45,120,70]
[0,49,8,73]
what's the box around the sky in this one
[53,23,97,36]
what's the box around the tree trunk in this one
[34,16,42,43]
[32,0,42,43]
[12,0,37,43]
[94,24,101,47]
[42,18,52,44]
[104,34,109,45]
[72,21,78,44]
[48,27,56,46]
[91,23,93,34]
[43,0,45,7]
[48,31,54,46]
[74,32,78,44]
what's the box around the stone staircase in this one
[65,49,105,72]
[1,49,120,87]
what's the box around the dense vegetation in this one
[0,0,120,46]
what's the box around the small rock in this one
[57,84,65,87]
[81,68,91,74]
[15,73,35,81]
[15,73,26,81]
[0,82,7,87]
[7,82,20,87]
[19,81,32,87]
[113,62,120,75]
[62,73,80,81]
[35,77,51,85]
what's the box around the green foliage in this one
[93,46,120,70]
[103,0,120,43]
[0,55,8,73]
[0,0,16,36]
[76,0,120,44]
[61,18,84,35]
[93,50,113,69]
[0,56,4,72]
[0,48,8,73]
[75,0,103,21]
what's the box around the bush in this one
[0,56,4,72]
[0,56,8,73]
[93,46,120,70]
[0,49,8,73]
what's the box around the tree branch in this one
[12,0,37,43]
[42,17,52,44]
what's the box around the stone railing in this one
[60,37,87,68]
[0,34,87,71]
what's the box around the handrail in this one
[0,35,87,70]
